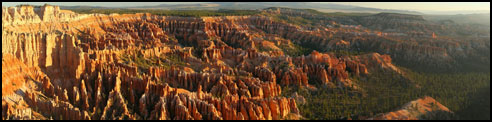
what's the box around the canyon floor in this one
[2,5,490,120]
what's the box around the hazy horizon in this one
[2,2,490,15]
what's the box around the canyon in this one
[2,5,489,120]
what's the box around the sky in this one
[2,2,490,13]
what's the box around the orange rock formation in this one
[2,5,417,120]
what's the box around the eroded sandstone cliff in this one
[2,5,450,120]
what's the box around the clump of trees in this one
[279,43,312,57]
[403,68,490,120]
[281,66,489,120]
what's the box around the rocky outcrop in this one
[100,87,134,120]
[253,67,276,83]
[3,5,42,26]
[2,101,37,120]
[369,96,453,120]
[2,5,89,27]
[2,31,86,84]
[276,68,309,86]
[349,53,399,73]
[23,90,91,120]
[148,66,282,99]
[2,54,50,99]
[2,54,32,96]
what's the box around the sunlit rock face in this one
[2,5,306,120]
[369,96,454,120]
[3,4,472,120]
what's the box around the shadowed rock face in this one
[2,5,467,120]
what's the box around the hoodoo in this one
[2,3,489,120]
